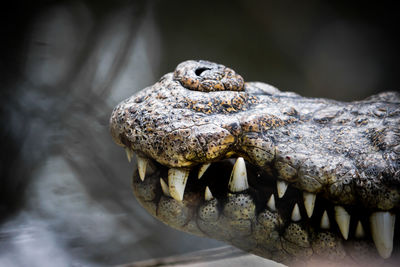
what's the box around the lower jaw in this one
[130,160,398,266]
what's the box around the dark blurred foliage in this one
[154,0,399,99]
[0,0,399,266]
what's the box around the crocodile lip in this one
[130,154,399,264]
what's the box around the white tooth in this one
[168,168,189,201]
[334,206,350,240]
[198,163,211,179]
[160,178,171,197]
[355,220,365,238]
[370,211,395,259]
[291,203,301,222]
[277,180,288,198]
[136,155,148,181]
[125,148,133,162]
[204,186,214,201]
[320,210,330,229]
[303,192,316,218]
[228,157,249,192]
[267,194,276,211]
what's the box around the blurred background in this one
[1,0,399,266]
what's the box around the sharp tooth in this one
[303,192,316,218]
[228,157,249,192]
[168,168,189,201]
[291,203,301,221]
[160,178,171,197]
[198,163,211,179]
[125,148,133,162]
[355,220,365,238]
[204,186,214,201]
[136,155,148,181]
[277,180,288,198]
[267,194,276,211]
[320,210,330,229]
[334,206,350,240]
[370,211,395,259]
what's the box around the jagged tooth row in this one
[330,207,396,259]
[153,157,397,259]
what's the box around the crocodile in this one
[110,60,400,266]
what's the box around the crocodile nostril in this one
[174,60,245,92]
[195,67,211,76]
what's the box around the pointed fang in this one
[303,192,316,218]
[228,157,249,192]
[370,211,395,259]
[160,178,171,197]
[320,210,330,229]
[334,206,350,240]
[125,148,133,162]
[168,168,189,201]
[277,180,288,198]
[136,155,148,181]
[267,194,276,211]
[198,163,211,179]
[291,203,301,222]
[355,220,365,239]
[205,186,214,201]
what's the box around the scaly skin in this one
[110,60,400,266]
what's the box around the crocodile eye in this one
[173,60,245,92]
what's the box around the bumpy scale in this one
[110,60,400,265]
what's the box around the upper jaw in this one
[109,71,400,211]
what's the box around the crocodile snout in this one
[110,60,400,264]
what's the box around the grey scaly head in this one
[110,60,400,266]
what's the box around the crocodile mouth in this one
[110,60,400,265]
[128,151,399,264]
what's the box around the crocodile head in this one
[110,60,400,265]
